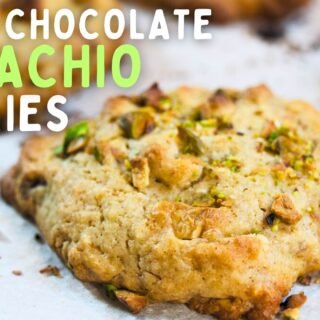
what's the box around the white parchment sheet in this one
[1,2,320,319]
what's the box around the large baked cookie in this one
[0,0,122,119]
[134,0,309,23]
[2,84,320,319]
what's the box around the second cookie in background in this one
[128,0,310,23]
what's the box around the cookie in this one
[2,84,320,319]
[0,0,122,120]
[134,0,309,23]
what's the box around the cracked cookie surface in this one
[2,84,320,319]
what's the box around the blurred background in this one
[61,0,320,118]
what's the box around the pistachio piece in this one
[191,193,215,207]
[178,126,205,156]
[197,89,236,126]
[261,120,277,139]
[209,188,227,201]
[133,83,170,111]
[297,275,312,286]
[20,173,47,200]
[66,136,88,155]
[157,97,171,111]
[265,213,281,232]
[271,194,302,225]
[266,127,290,149]
[283,292,307,309]
[53,144,64,157]
[55,121,90,157]
[191,191,231,208]
[213,88,240,101]
[182,120,196,129]
[282,308,300,320]
[262,124,295,157]
[105,284,117,298]
[93,147,102,163]
[144,143,203,188]
[119,111,156,139]
[262,124,316,175]
[130,157,150,191]
[114,290,147,314]
[199,119,217,128]
[211,157,242,173]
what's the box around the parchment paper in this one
[1,2,320,319]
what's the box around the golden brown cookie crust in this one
[2,84,320,319]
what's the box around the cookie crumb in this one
[40,265,62,278]
[298,275,312,286]
[283,292,307,309]
[271,194,302,224]
[255,23,285,42]
[114,290,148,314]
[281,292,307,320]
[34,233,44,244]
[282,307,300,320]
